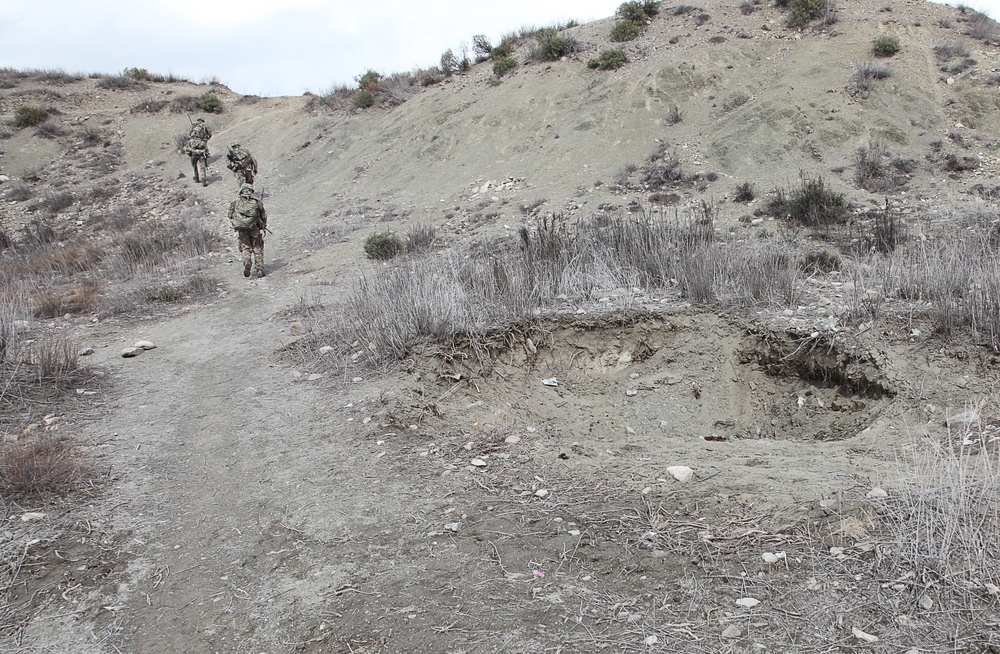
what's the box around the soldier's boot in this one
[243,260,252,278]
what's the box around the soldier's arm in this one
[258,204,267,228]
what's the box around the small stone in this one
[568,529,581,537]
[121,347,143,358]
[625,389,638,397]
[644,635,658,646]
[866,487,888,499]
[762,551,786,564]
[851,627,878,643]
[289,322,307,336]
[307,373,323,381]
[721,625,742,639]
[735,597,760,608]
[470,458,487,467]
[20,512,46,523]
[625,426,636,436]
[319,345,334,354]
[666,466,694,482]
[534,489,549,498]
[505,435,521,444]
[445,522,461,532]
[79,347,95,356]
[542,378,559,387]
[133,340,156,350]
[918,594,933,610]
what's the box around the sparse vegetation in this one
[196,92,223,113]
[130,98,169,114]
[855,140,904,193]
[364,232,403,260]
[767,174,848,226]
[587,49,628,70]
[96,74,146,91]
[610,20,642,42]
[14,105,48,128]
[786,0,828,28]
[529,28,579,62]
[722,91,751,112]
[667,104,684,124]
[871,34,901,56]
[492,56,518,77]
[850,58,893,96]
[734,181,756,202]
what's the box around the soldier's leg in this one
[237,230,252,277]
[252,230,265,277]
[198,157,208,186]
[190,156,200,182]
[244,169,254,185]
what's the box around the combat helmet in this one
[230,142,240,148]
[196,117,205,123]
[239,183,255,197]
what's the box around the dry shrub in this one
[0,435,87,500]
[33,279,102,318]
[27,331,80,386]
[855,140,903,192]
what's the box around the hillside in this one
[2,0,1000,652]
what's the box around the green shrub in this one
[734,181,756,202]
[588,49,629,70]
[618,1,649,23]
[196,92,223,113]
[15,105,48,128]
[767,175,848,226]
[354,90,375,109]
[787,0,826,28]
[872,34,901,57]
[533,28,578,61]
[357,69,382,92]
[364,232,403,260]
[610,20,641,42]
[492,56,518,77]
[492,42,514,58]
[472,34,493,60]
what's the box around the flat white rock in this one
[666,466,694,482]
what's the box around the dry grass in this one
[0,435,89,500]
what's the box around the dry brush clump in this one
[300,207,812,373]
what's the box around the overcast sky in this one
[1,0,997,97]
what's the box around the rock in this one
[542,378,558,387]
[866,487,888,499]
[918,594,933,610]
[470,458,487,467]
[851,627,879,643]
[289,322,307,336]
[121,347,143,358]
[319,345,334,354]
[625,389,638,397]
[134,340,156,350]
[666,466,694,482]
[721,625,742,639]
[0,175,10,183]
[762,551,786,564]
[20,512,46,522]
[736,597,760,608]
[445,522,461,532]
[568,529,581,537]
[79,347,95,356]
[505,435,521,444]
[644,635,658,646]
[307,373,323,381]
[534,489,549,498]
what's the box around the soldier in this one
[226,142,258,186]
[184,117,212,186]
[228,183,268,278]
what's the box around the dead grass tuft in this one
[0,435,89,500]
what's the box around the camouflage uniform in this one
[226,143,258,186]
[228,184,268,278]
[184,118,212,186]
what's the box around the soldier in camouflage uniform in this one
[228,183,268,278]
[226,142,258,186]
[184,117,212,186]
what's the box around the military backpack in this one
[231,197,259,230]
